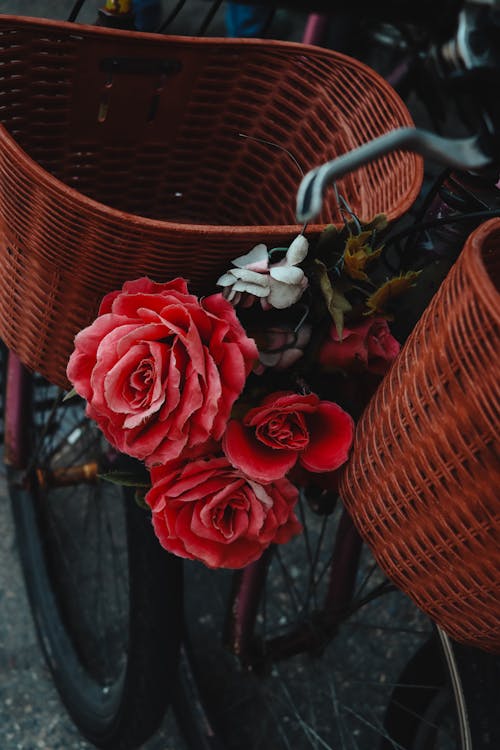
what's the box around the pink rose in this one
[66,277,258,466]
[222,391,354,483]
[146,454,301,569]
[319,317,400,375]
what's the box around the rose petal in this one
[232,243,268,268]
[228,268,269,286]
[269,266,305,284]
[152,511,196,561]
[266,279,308,309]
[300,402,354,473]
[231,280,270,297]
[222,420,297,482]
[285,234,309,265]
[217,273,238,287]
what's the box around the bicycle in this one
[0,2,498,750]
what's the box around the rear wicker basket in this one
[340,219,500,652]
[0,15,422,388]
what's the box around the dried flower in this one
[314,259,352,340]
[343,231,383,282]
[365,271,421,316]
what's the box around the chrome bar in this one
[296,127,492,223]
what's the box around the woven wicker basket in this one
[340,219,500,652]
[0,15,422,388]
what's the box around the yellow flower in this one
[365,272,421,316]
[343,232,383,281]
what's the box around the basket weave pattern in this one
[0,16,421,388]
[340,220,500,651]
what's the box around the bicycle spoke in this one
[350,621,431,636]
[311,547,336,594]
[340,703,408,750]
[302,512,331,615]
[94,489,110,676]
[262,690,295,750]
[353,560,379,599]
[391,696,455,738]
[296,497,318,611]
[328,673,359,750]
[341,678,440,690]
[274,548,303,619]
[103,497,128,617]
[278,677,335,750]
[186,484,466,750]
[29,382,129,685]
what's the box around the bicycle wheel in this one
[384,634,500,750]
[8,365,183,750]
[181,494,478,750]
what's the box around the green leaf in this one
[98,471,151,489]
[134,488,150,510]
[314,259,352,339]
[63,387,79,402]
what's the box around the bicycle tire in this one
[7,367,183,750]
[384,633,500,750]
[181,496,479,750]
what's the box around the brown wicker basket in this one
[340,219,500,652]
[0,15,422,388]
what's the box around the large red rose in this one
[67,277,258,466]
[222,391,354,483]
[146,454,301,568]
[319,317,400,375]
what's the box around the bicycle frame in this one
[4,353,31,469]
[226,509,363,666]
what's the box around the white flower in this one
[217,234,309,310]
[231,243,269,271]
[217,243,270,305]
[266,235,309,310]
[285,234,309,265]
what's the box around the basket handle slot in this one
[96,58,182,124]
[99,57,182,76]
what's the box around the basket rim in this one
[0,13,424,235]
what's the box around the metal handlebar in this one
[296,127,494,223]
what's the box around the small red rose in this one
[222,391,354,483]
[146,454,301,569]
[319,317,400,375]
[67,277,258,466]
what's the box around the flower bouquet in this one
[67,214,418,569]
